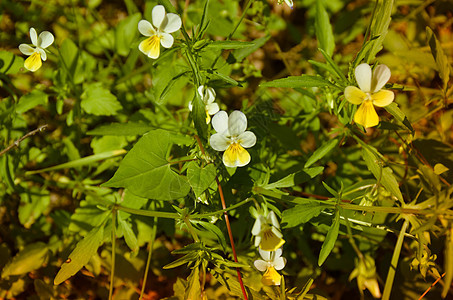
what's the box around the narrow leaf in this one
[426,27,450,91]
[304,138,339,168]
[318,209,340,266]
[315,1,335,57]
[1,242,49,278]
[265,167,324,189]
[205,40,257,50]
[87,122,155,136]
[282,201,329,228]
[261,75,336,88]
[54,226,104,285]
[384,102,414,133]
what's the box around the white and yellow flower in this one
[252,210,285,251]
[277,0,294,9]
[254,248,287,286]
[344,63,394,128]
[209,110,256,168]
[18,27,54,72]
[138,5,182,59]
[189,85,220,124]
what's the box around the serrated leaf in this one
[1,242,49,278]
[304,138,339,168]
[282,201,329,228]
[318,209,340,266]
[103,129,191,200]
[81,83,122,116]
[54,226,104,285]
[265,167,324,189]
[315,1,335,57]
[362,147,403,202]
[187,162,217,197]
[261,75,335,88]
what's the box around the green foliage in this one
[1,0,452,299]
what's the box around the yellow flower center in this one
[261,266,282,286]
[139,35,161,59]
[24,52,42,72]
[223,142,250,167]
[260,227,286,251]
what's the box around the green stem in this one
[139,218,157,300]
[108,209,117,300]
[115,205,179,219]
[382,218,409,300]
[184,216,200,242]
[228,0,253,40]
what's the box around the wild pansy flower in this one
[277,0,294,9]
[138,5,182,59]
[344,63,394,128]
[252,210,285,251]
[189,85,219,124]
[209,110,256,168]
[19,27,54,72]
[254,248,286,286]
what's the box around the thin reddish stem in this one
[418,272,446,300]
[195,135,248,300]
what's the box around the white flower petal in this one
[206,103,219,115]
[152,5,166,29]
[162,13,182,33]
[274,247,283,258]
[268,211,280,229]
[212,111,229,133]
[188,101,193,111]
[38,31,54,49]
[19,44,35,56]
[258,248,272,261]
[138,20,155,36]
[271,227,283,239]
[228,110,247,136]
[371,64,391,93]
[254,236,261,247]
[38,48,47,61]
[251,217,263,235]
[355,63,372,92]
[160,32,174,48]
[209,133,230,151]
[254,260,269,272]
[30,28,38,46]
[238,131,256,148]
[198,86,216,104]
[273,257,287,270]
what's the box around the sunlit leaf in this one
[318,209,340,266]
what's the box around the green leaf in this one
[196,220,227,251]
[205,40,257,50]
[118,215,139,253]
[185,267,201,300]
[0,51,24,74]
[115,13,141,56]
[187,162,217,197]
[208,70,241,86]
[81,83,122,116]
[364,0,394,63]
[318,209,340,266]
[191,92,208,139]
[229,35,270,63]
[54,225,104,285]
[103,129,191,200]
[15,90,49,114]
[318,48,347,83]
[261,75,336,89]
[362,147,403,202]
[442,227,453,298]
[18,190,50,228]
[384,102,414,133]
[426,27,451,91]
[304,138,339,168]
[282,201,329,228]
[265,167,324,189]
[87,122,155,136]
[315,1,335,57]
[1,242,49,278]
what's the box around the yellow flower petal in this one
[261,266,282,286]
[24,52,42,72]
[372,90,394,107]
[344,86,366,105]
[139,35,161,59]
[354,101,379,128]
[259,229,286,251]
[223,143,251,167]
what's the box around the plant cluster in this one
[0,0,452,299]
